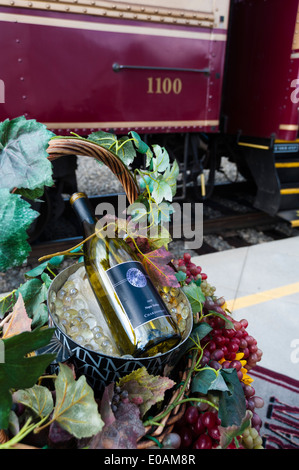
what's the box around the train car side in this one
[0,0,230,135]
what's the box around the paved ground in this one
[192,236,299,380]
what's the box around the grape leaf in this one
[149,201,174,225]
[117,366,175,418]
[89,400,145,449]
[152,145,169,173]
[0,116,54,193]
[0,327,56,429]
[218,368,247,427]
[13,384,54,418]
[147,225,172,251]
[0,189,39,271]
[140,246,179,287]
[2,294,32,339]
[163,159,180,197]
[16,278,49,328]
[182,283,205,313]
[152,176,173,204]
[52,363,104,439]
[191,368,229,395]
[88,130,136,167]
[129,130,153,166]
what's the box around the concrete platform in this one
[192,236,299,381]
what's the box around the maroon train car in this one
[0,0,229,136]
[221,0,299,225]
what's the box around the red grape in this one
[185,406,199,425]
[201,411,217,429]
[179,426,193,448]
[193,434,212,449]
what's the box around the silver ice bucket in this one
[47,262,193,395]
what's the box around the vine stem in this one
[38,220,170,282]
[0,415,49,449]
[38,223,116,263]
[142,348,216,429]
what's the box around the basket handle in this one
[47,138,139,205]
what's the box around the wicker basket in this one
[0,138,192,449]
[47,138,139,204]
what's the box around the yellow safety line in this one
[275,162,299,168]
[280,188,299,195]
[237,142,269,150]
[226,281,299,312]
[275,139,299,143]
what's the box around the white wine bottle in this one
[70,192,181,357]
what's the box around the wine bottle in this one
[70,192,181,357]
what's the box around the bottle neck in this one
[71,195,96,226]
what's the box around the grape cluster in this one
[172,253,207,284]
[201,310,263,371]
[111,386,130,413]
[175,407,222,449]
[169,253,264,449]
[173,401,264,449]
[240,425,263,449]
[242,384,264,433]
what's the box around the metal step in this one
[275,158,299,183]
[277,209,299,227]
[279,182,299,211]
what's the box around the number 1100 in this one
[147,77,182,94]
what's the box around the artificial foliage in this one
[0,117,264,449]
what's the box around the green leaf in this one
[152,177,173,204]
[0,291,16,319]
[129,131,152,157]
[208,310,234,329]
[15,186,45,201]
[0,327,56,429]
[88,131,136,167]
[41,272,52,288]
[182,283,205,313]
[191,322,213,341]
[14,384,54,418]
[148,201,174,225]
[191,368,218,395]
[17,278,48,328]
[152,145,169,173]
[163,160,179,197]
[115,135,136,167]
[24,261,49,279]
[218,369,247,427]
[173,322,213,360]
[53,363,104,439]
[175,271,187,283]
[0,189,39,271]
[0,116,54,193]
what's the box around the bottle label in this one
[106,261,170,329]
